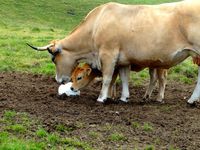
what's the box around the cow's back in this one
[92,2,190,68]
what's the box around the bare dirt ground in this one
[1,72,200,149]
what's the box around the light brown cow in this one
[71,64,167,102]
[28,0,200,104]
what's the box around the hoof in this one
[187,100,198,107]
[187,98,199,105]
[57,93,67,100]
[156,99,165,104]
[97,98,106,103]
[154,100,165,104]
[118,99,129,105]
[120,97,129,103]
[142,96,150,102]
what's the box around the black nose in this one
[61,81,66,84]
[70,87,74,91]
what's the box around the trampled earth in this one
[1,72,200,149]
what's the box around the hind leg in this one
[156,69,168,103]
[143,68,158,100]
[119,66,130,102]
[108,70,118,99]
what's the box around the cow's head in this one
[27,40,76,84]
[71,63,93,91]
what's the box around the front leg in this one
[187,66,200,104]
[97,49,119,103]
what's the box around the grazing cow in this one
[28,0,200,104]
[71,63,167,102]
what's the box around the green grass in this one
[0,132,46,150]
[143,123,154,132]
[55,124,66,132]
[6,124,26,133]
[0,110,92,150]
[108,133,127,142]
[88,131,100,138]
[144,145,155,150]
[131,121,154,132]
[36,128,48,138]
[3,110,17,120]
[132,121,141,129]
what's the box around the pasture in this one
[0,0,200,149]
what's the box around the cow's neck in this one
[59,23,101,69]
[87,69,102,86]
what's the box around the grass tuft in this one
[108,133,127,142]
[62,137,92,150]
[55,124,66,132]
[143,123,154,132]
[132,121,141,129]
[3,110,17,120]
[6,124,26,133]
[144,145,155,150]
[36,128,48,138]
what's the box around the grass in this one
[0,110,92,150]
[144,145,155,150]
[108,133,127,142]
[36,128,48,138]
[143,123,154,132]
[6,124,26,133]
[0,110,165,149]
[131,121,153,132]
[88,131,100,138]
[55,124,66,132]
[3,110,17,120]
[0,132,46,150]
[132,121,141,129]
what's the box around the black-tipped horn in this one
[26,43,53,51]
[26,43,38,50]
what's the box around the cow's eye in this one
[77,77,82,81]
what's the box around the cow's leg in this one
[119,66,130,102]
[97,49,119,103]
[108,70,118,99]
[187,66,200,104]
[156,69,168,102]
[143,68,157,100]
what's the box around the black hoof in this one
[117,99,129,105]
[154,100,165,104]
[57,93,67,100]
[187,101,197,107]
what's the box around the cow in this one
[71,63,167,102]
[27,0,200,104]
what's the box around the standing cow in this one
[28,0,200,104]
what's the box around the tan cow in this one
[28,0,200,104]
[71,63,167,102]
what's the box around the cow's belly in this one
[118,49,190,69]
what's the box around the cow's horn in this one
[26,43,53,51]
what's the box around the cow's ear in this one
[82,63,90,68]
[50,39,58,45]
[86,68,92,76]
